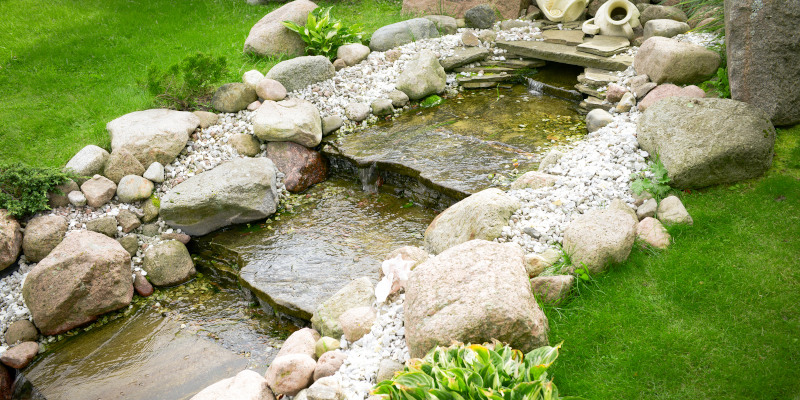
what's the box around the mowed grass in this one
[546,125,800,399]
[0,0,407,168]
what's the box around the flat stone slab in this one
[578,68,623,86]
[576,35,631,57]
[575,83,604,98]
[457,73,517,84]
[440,47,491,71]
[490,59,547,68]
[541,29,586,46]
[580,96,613,112]
[497,40,632,71]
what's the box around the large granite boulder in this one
[160,158,278,236]
[634,37,720,84]
[103,148,145,184]
[395,51,447,101]
[265,56,335,93]
[265,142,328,193]
[562,208,637,274]
[726,0,800,126]
[311,277,375,339]
[638,97,775,188]
[402,0,525,19]
[244,0,318,57]
[142,240,196,287]
[64,145,109,179]
[212,83,258,113]
[21,231,133,335]
[191,369,274,400]
[107,109,200,166]
[404,240,548,358]
[424,188,520,254]
[369,19,439,52]
[253,98,322,148]
[0,210,22,270]
[22,215,68,263]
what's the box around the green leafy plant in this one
[0,163,80,218]
[373,341,579,400]
[146,52,228,110]
[700,67,731,99]
[283,7,365,60]
[631,157,672,201]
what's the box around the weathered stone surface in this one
[253,98,322,148]
[306,376,342,400]
[439,47,490,71]
[464,5,496,29]
[322,116,343,136]
[424,15,458,34]
[143,162,165,183]
[191,369,274,400]
[116,210,141,234]
[497,40,632,71]
[640,5,687,25]
[47,179,79,208]
[230,133,263,157]
[657,195,693,225]
[369,18,439,52]
[104,148,145,184]
[333,59,347,71]
[277,328,320,360]
[264,354,316,397]
[161,232,191,245]
[311,277,375,338]
[562,208,637,274]
[0,210,22,271]
[193,111,219,129]
[614,92,636,113]
[396,51,446,101]
[256,78,288,102]
[266,141,328,193]
[638,98,775,188]
[266,56,335,93]
[107,109,199,167]
[632,81,657,100]
[86,216,118,238]
[315,337,340,359]
[117,235,139,257]
[635,37,720,84]
[143,196,159,223]
[160,158,278,236]
[243,69,266,91]
[142,240,195,287]
[4,320,38,345]
[134,271,154,297]
[212,83,258,113]
[339,306,375,342]
[403,0,524,19]
[388,90,409,108]
[116,175,154,203]
[313,350,346,381]
[0,364,9,400]
[69,190,86,207]
[244,0,319,57]
[643,19,689,40]
[523,248,560,278]
[0,341,39,369]
[345,102,371,122]
[424,188,520,254]
[371,99,394,116]
[80,175,117,208]
[22,215,67,263]
[576,35,630,57]
[64,145,109,179]
[637,83,705,111]
[405,240,548,358]
[337,43,371,67]
[726,0,800,126]
[510,171,558,191]
[248,100,262,111]
[22,230,133,335]
[461,31,481,47]
[636,198,657,220]
[586,108,614,133]
[376,359,404,382]
[384,246,429,270]
[637,217,670,249]
[530,275,575,304]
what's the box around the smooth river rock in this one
[107,109,200,167]
[253,98,322,148]
[265,56,335,93]
[0,210,22,270]
[369,18,439,52]
[191,369,274,400]
[562,208,637,274]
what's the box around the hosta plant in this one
[373,341,580,400]
[283,7,364,60]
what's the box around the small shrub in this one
[283,7,365,60]
[631,156,672,201]
[146,52,228,111]
[0,163,80,218]
[373,341,579,400]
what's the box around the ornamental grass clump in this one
[373,341,579,400]
[283,7,365,60]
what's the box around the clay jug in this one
[581,0,641,39]
[536,0,589,23]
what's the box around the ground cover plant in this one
[0,163,79,217]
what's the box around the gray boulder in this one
[143,162,165,183]
[265,56,335,93]
[253,98,322,147]
[510,171,558,191]
[657,195,693,225]
[638,97,775,188]
[424,15,458,34]
[640,5,688,25]
[635,37,720,84]
[369,18,439,52]
[395,51,446,101]
[388,90,409,108]
[726,0,800,126]
[465,5,496,29]
[643,19,690,40]
[242,69,265,91]
[103,148,145,184]
[336,43,371,66]
[439,47,490,71]
[86,216,118,237]
[160,158,278,236]
[190,369,274,400]
[345,102,371,122]
[107,109,199,166]
[116,175,154,203]
[22,230,133,335]
[424,188,520,254]
[0,210,22,270]
[562,208,637,274]
[22,215,67,263]
[230,133,262,157]
[212,83,258,113]
[586,109,614,133]
[244,0,319,57]
[311,277,375,339]
[117,235,139,257]
[405,240,548,358]
[142,240,196,287]
[64,145,109,180]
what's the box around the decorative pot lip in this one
[599,0,638,26]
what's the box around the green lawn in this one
[547,125,800,399]
[0,0,408,168]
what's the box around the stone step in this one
[580,96,613,112]
[541,29,586,46]
[457,73,518,84]
[496,40,632,71]
[575,83,605,98]
[455,66,519,74]
[576,35,631,57]
[488,59,547,69]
